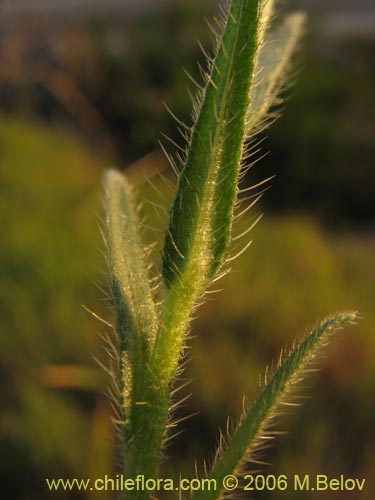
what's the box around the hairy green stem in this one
[98,2,355,500]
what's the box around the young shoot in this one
[100,1,358,499]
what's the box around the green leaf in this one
[155,0,281,390]
[103,169,157,412]
[246,12,305,134]
[162,0,265,294]
[189,311,358,500]
[104,170,167,497]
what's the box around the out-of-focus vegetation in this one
[257,37,375,225]
[0,0,374,499]
[0,117,113,500]
[1,1,373,224]
[1,117,373,499]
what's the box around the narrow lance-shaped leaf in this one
[246,12,305,134]
[189,311,358,500]
[103,170,157,414]
[162,0,268,294]
[104,170,165,494]
[154,2,305,390]
[154,0,278,387]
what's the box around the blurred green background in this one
[0,0,374,499]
